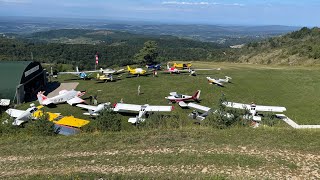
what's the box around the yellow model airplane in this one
[33,110,90,128]
[127,65,147,76]
[170,62,192,69]
[96,73,114,82]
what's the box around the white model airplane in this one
[187,103,212,121]
[76,102,111,116]
[58,66,97,80]
[223,102,286,122]
[186,102,233,121]
[165,90,201,107]
[37,90,86,106]
[99,68,124,75]
[206,76,232,87]
[113,103,173,123]
[5,103,42,125]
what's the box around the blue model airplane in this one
[146,64,162,70]
[59,66,96,80]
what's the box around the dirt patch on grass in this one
[0,146,319,179]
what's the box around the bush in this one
[24,112,58,136]
[83,109,122,133]
[204,94,250,129]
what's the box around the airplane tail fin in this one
[192,90,201,100]
[167,64,170,70]
[37,91,47,105]
[76,66,79,72]
[127,65,131,71]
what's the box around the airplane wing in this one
[255,105,286,112]
[113,103,141,112]
[212,81,224,87]
[58,72,81,75]
[223,102,251,109]
[76,104,98,111]
[145,105,172,112]
[223,102,286,112]
[67,97,85,105]
[187,103,211,112]
[5,109,25,118]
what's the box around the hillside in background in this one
[235,27,320,65]
[1,27,320,67]
[0,29,224,69]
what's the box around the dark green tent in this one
[0,61,47,104]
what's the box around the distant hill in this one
[232,27,320,65]
[0,29,224,69]
[0,16,300,46]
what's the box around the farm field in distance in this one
[1,62,320,179]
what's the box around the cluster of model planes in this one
[8,62,318,135]
[57,62,222,82]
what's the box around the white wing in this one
[223,102,251,109]
[145,105,172,112]
[76,104,98,111]
[5,109,25,118]
[255,105,286,112]
[113,103,141,112]
[58,72,81,75]
[187,103,211,112]
[67,97,85,105]
[223,102,286,112]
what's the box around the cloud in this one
[0,0,30,4]
[162,1,244,6]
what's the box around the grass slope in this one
[1,62,320,179]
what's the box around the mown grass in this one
[1,62,320,179]
[27,62,320,125]
[0,128,319,179]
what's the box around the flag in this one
[95,54,99,65]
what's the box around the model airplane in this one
[99,68,125,75]
[37,90,86,106]
[6,105,90,135]
[187,103,211,121]
[186,102,233,122]
[58,66,95,80]
[168,62,192,69]
[113,103,173,123]
[165,90,201,107]
[127,65,147,76]
[96,73,115,82]
[146,64,161,70]
[76,102,111,116]
[223,102,286,122]
[5,103,43,125]
[206,76,232,87]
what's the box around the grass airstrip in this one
[0,62,319,179]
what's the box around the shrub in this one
[83,109,122,133]
[24,112,58,136]
[204,94,250,129]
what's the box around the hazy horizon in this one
[0,0,319,27]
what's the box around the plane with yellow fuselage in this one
[127,65,147,76]
[170,62,192,69]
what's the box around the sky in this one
[0,0,319,26]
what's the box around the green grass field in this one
[1,62,320,179]
[36,62,320,125]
